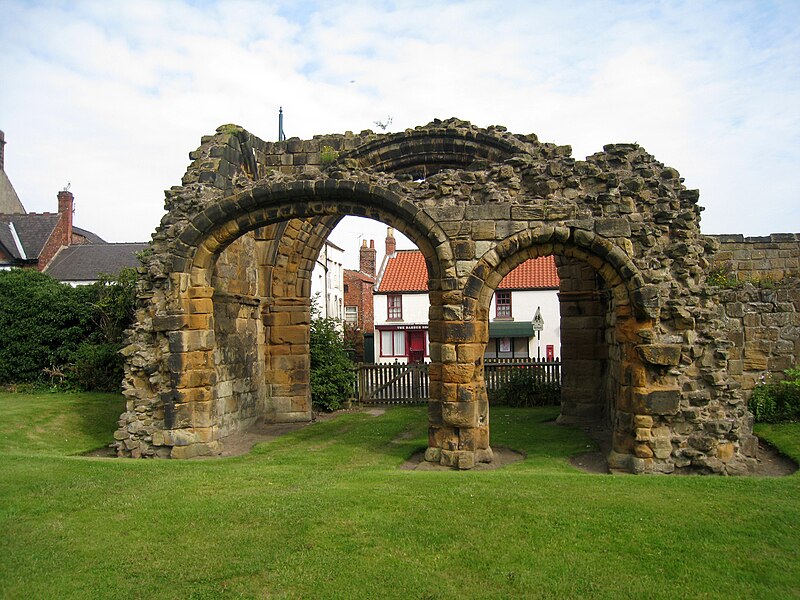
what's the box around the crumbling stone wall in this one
[704,234,800,393]
[116,118,792,474]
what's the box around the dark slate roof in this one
[0,212,60,259]
[45,243,149,281]
[0,221,23,260]
[73,226,106,244]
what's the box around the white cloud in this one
[0,0,797,243]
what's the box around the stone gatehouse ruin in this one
[115,118,800,474]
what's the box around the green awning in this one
[489,321,534,338]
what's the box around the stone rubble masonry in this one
[114,118,799,475]
[707,234,800,394]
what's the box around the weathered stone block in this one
[633,388,681,415]
[441,363,475,384]
[441,401,477,427]
[168,330,215,352]
[595,218,632,238]
[636,344,682,366]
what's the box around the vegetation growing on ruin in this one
[707,265,777,289]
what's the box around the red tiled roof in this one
[377,250,428,292]
[498,255,559,289]
[376,251,559,292]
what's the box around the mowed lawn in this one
[1,392,798,599]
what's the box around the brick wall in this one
[343,270,374,333]
[36,213,68,271]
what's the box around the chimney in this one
[385,227,396,257]
[360,239,376,278]
[57,189,74,245]
[0,130,5,171]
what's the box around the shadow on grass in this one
[246,405,598,473]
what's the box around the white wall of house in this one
[311,242,345,321]
[373,288,561,363]
[487,288,561,360]
[373,291,430,364]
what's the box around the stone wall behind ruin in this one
[708,234,800,391]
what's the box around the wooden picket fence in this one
[355,362,429,404]
[484,358,561,391]
[354,359,561,404]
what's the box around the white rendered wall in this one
[373,291,430,364]
[311,242,345,321]
[487,289,561,359]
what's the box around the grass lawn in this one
[1,392,798,599]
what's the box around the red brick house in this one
[343,238,377,361]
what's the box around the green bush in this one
[490,369,561,407]
[70,342,124,392]
[749,368,800,423]
[309,302,355,411]
[0,269,95,384]
[0,267,136,390]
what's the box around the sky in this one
[1,0,798,270]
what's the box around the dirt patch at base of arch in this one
[399,447,525,471]
[568,424,797,476]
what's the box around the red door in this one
[408,330,426,363]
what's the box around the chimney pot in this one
[385,227,396,257]
[359,235,377,278]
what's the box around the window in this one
[345,306,358,324]
[387,294,402,320]
[496,290,512,318]
[484,336,530,359]
[380,329,406,356]
[343,283,349,293]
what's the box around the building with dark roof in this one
[0,130,148,281]
[45,243,149,285]
[373,229,561,363]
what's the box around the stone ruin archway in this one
[117,118,766,474]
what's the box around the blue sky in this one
[1,0,798,267]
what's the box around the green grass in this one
[756,422,800,463]
[1,392,799,599]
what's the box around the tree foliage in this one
[0,267,136,390]
[309,300,355,411]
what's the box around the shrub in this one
[0,269,95,384]
[0,267,136,391]
[309,301,355,411]
[320,145,340,164]
[70,342,124,392]
[749,368,800,423]
[490,369,561,407]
